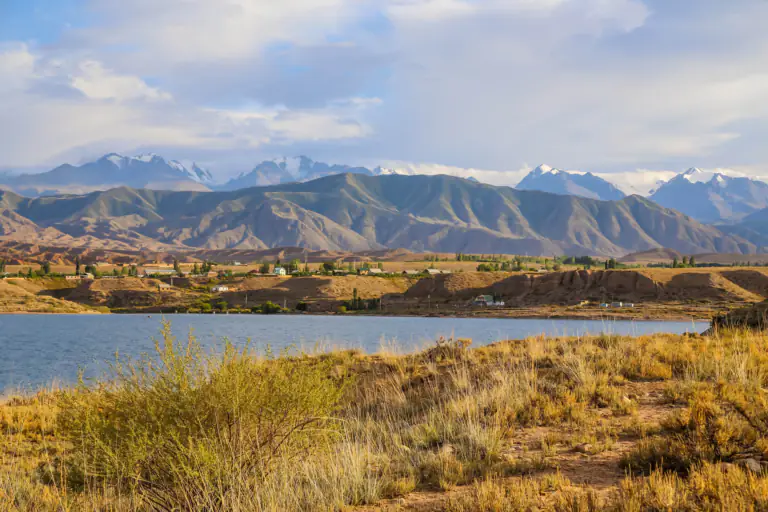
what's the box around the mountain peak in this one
[517,165,625,201]
[532,164,557,175]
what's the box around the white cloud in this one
[0,43,36,93]
[70,61,172,102]
[4,0,768,189]
[378,160,530,186]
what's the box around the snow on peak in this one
[533,164,555,175]
[134,153,160,163]
[105,154,126,168]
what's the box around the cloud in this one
[3,0,768,186]
[70,61,172,102]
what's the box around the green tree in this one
[0,258,6,273]
[259,262,271,274]
[173,259,181,275]
[673,257,679,268]
[192,263,200,275]
[287,259,301,273]
[40,261,51,275]
[689,256,696,267]
[74,256,81,276]
[321,261,335,273]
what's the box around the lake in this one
[0,314,707,391]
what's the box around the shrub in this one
[55,322,347,509]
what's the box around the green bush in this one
[56,322,347,509]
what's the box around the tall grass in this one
[55,321,348,510]
[5,327,768,510]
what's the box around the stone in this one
[737,458,762,474]
[574,443,593,454]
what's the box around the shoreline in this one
[0,307,715,322]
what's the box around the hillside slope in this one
[0,174,757,256]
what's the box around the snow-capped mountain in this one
[218,156,385,190]
[649,168,768,223]
[515,165,626,201]
[0,153,213,196]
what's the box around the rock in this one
[737,458,762,474]
[574,443,593,454]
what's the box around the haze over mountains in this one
[0,173,757,257]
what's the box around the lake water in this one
[0,314,707,391]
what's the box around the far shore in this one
[0,306,715,322]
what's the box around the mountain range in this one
[0,154,213,196]
[0,173,757,257]
[648,168,768,224]
[515,165,626,201]
[218,156,390,189]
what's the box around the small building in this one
[212,285,230,293]
[368,268,384,275]
[206,271,218,278]
[157,282,172,291]
[142,267,177,276]
[65,275,84,281]
[611,302,624,308]
[402,270,421,276]
[472,295,505,307]
[425,268,452,275]
[273,267,287,276]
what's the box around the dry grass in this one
[4,327,768,510]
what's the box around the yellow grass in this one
[4,327,768,510]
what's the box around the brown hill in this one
[0,278,96,313]
[619,248,683,264]
[406,269,768,306]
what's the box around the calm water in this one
[0,314,707,391]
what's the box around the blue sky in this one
[2,0,768,191]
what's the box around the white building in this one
[273,267,287,276]
[212,285,230,293]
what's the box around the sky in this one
[2,0,768,190]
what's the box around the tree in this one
[0,258,6,273]
[75,256,81,276]
[40,261,51,275]
[192,263,200,275]
[689,256,696,268]
[672,257,679,269]
[173,259,181,275]
[682,256,689,267]
[287,259,301,273]
[259,262,271,274]
[321,261,335,273]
